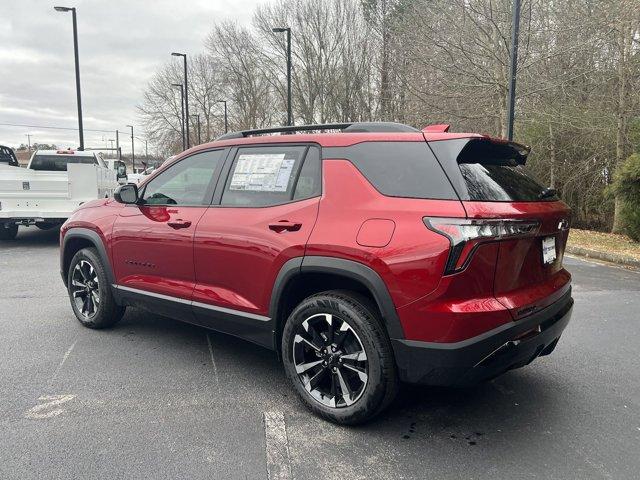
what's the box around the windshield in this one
[30,155,97,171]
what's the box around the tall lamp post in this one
[126,125,135,172]
[171,52,190,148]
[172,83,185,151]
[54,6,84,150]
[190,114,201,145]
[506,0,521,141]
[217,100,228,133]
[272,27,292,126]
[115,130,121,160]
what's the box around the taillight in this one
[424,217,540,275]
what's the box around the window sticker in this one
[230,153,295,192]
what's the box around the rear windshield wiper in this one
[538,187,557,200]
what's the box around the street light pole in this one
[217,100,228,133]
[506,0,521,141]
[126,125,135,172]
[190,114,201,144]
[172,83,185,151]
[115,130,120,160]
[172,52,189,148]
[272,27,292,126]
[54,6,84,150]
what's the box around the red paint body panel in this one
[60,199,121,264]
[192,198,320,316]
[397,244,514,342]
[111,205,208,300]
[306,160,463,308]
[464,201,571,319]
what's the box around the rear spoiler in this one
[458,137,530,165]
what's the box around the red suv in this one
[60,122,573,424]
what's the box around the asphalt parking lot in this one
[1,227,639,480]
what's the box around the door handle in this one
[167,219,192,229]
[268,220,302,233]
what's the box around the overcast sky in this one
[0,0,260,154]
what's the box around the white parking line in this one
[50,338,77,381]
[263,411,293,480]
[24,394,76,419]
[206,332,219,386]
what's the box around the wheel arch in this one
[270,256,405,355]
[61,228,115,287]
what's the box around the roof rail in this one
[215,121,419,141]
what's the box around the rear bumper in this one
[392,289,573,386]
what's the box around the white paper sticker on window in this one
[230,153,295,192]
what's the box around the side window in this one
[326,142,458,200]
[293,147,321,200]
[221,146,319,207]
[142,149,224,206]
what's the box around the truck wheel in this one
[0,223,18,240]
[281,290,398,425]
[67,247,125,329]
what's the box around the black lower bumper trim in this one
[392,290,574,386]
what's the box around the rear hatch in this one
[428,137,571,320]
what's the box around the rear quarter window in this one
[323,141,458,200]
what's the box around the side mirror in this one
[114,183,139,204]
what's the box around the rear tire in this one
[67,247,125,329]
[0,223,18,240]
[281,290,398,425]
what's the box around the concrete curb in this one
[566,245,640,269]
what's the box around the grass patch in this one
[568,228,640,261]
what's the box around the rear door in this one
[192,144,322,347]
[430,138,571,319]
[111,149,226,315]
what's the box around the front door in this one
[192,144,322,347]
[111,149,227,314]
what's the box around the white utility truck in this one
[0,149,118,240]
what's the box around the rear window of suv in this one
[429,138,558,202]
[323,141,458,200]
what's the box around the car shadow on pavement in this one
[115,307,566,445]
[1,225,60,248]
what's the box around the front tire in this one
[0,223,18,240]
[67,247,125,329]
[282,290,398,425]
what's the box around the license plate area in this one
[542,236,557,265]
